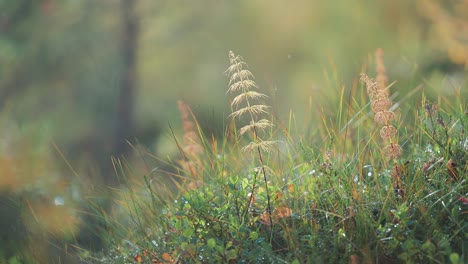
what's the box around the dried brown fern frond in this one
[177,100,203,180]
[177,100,203,158]
[360,62,401,161]
[375,48,388,95]
[361,50,403,195]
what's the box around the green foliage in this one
[1,1,468,262]
[97,64,467,263]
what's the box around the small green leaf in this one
[181,242,188,250]
[422,240,435,253]
[8,256,22,264]
[182,227,194,238]
[207,238,216,248]
[216,245,224,253]
[230,175,239,184]
[250,231,258,240]
[449,253,460,264]
[226,241,233,249]
[241,178,249,189]
[338,228,346,238]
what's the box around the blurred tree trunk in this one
[107,0,139,185]
[76,0,140,251]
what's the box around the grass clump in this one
[95,50,467,263]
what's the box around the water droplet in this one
[353,175,358,183]
[54,196,65,206]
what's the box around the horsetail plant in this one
[226,51,278,226]
[361,49,403,195]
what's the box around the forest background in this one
[0,0,466,262]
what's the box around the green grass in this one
[87,51,467,264]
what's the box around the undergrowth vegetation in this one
[88,50,467,263]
